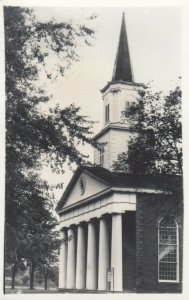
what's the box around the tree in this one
[5,172,60,289]
[23,180,60,290]
[5,6,96,173]
[113,84,182,175]
[4,6,97,288]
[22,190,59,291]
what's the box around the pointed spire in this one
[112,12,133,82]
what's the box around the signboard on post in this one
[106,267,114,291]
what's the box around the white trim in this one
[159,280,179,283]
[57,186,171,215]
[58,187,112,214]
[59,194,136,227]
[112,187,171,195]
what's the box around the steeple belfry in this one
[112,12,133,82]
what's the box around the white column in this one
[66,227,76,289]
[86,221,97,290]
[76,224,86,289]
[59,229,67,288]
[111,213,123,291]
[98,217,109,290]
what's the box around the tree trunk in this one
[44,275,48,290]
[44,270,48,290]
[11,265,17,289]
[29,261,35,289]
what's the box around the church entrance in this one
[122,211,136,291]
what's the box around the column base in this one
[57,288,134,293]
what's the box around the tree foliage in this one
[5,172,60,289]
[5,6,96,173]
[113,84,182,175]
[4,6,96,288]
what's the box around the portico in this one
[59,214,135,291]
[58,170,136,291]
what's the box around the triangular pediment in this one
[57,167,110,210]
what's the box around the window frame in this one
[158,217,179,283]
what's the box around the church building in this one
[56,13,183,293]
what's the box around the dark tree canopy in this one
[4,6,97,288]
[5,6,96,173]
[113,84,182,175]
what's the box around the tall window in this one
[105,104,110,123]
[99,148,105,167]
[158,217,179,282]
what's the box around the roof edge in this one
[93,123,131,141]
[100,80,146,93]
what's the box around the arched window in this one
[158,217,179,282]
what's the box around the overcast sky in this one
[31,7,181,199]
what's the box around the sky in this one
[31,7,181,199]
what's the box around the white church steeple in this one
[94,13,144,170]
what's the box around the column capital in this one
[76,221,86,226]
[87,217,98,224]
[98,213,111,220]
[110,212,124,216]
[97,213,105,220]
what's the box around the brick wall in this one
[136,192,183,293]
[122,212,136,291]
